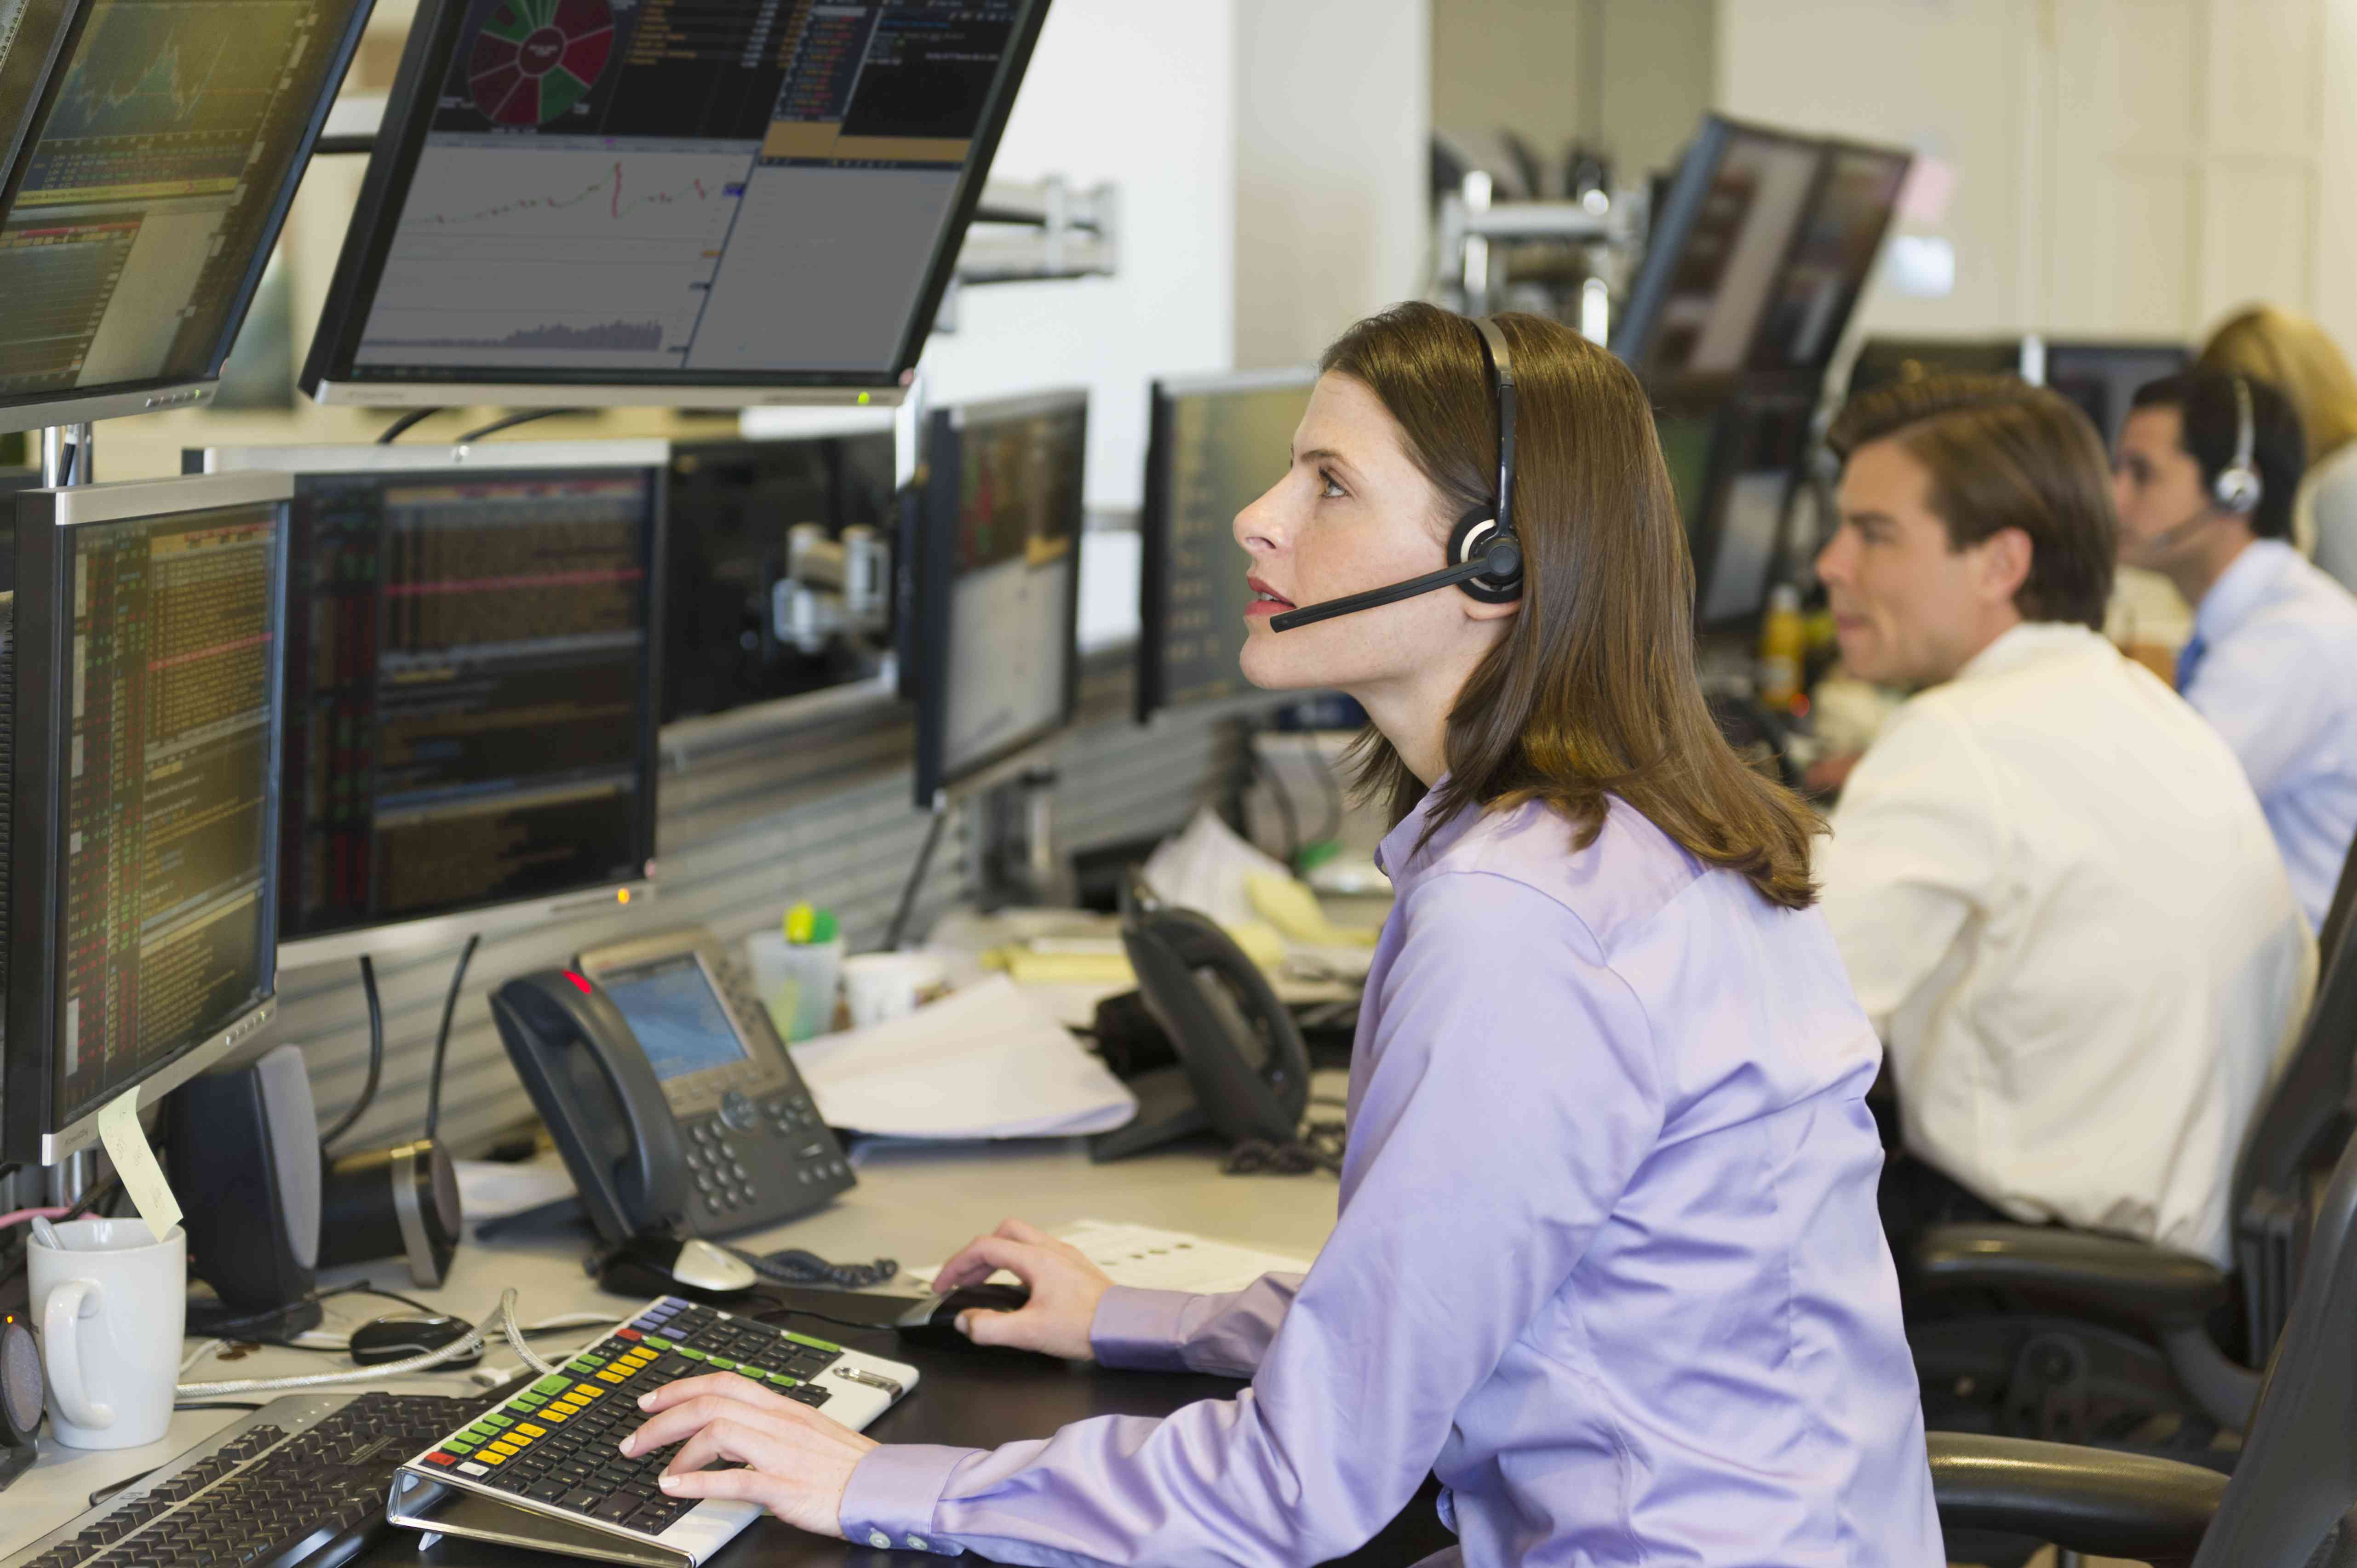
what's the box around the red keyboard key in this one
[424,1451,458,1466]
[615,1329,642,1341]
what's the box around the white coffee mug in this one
[842,953,947,1029]
[28,1218,187,1450]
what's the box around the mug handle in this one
[42,1277,114,1431]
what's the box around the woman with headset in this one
[618,305,1942,1566]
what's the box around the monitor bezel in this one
[1678,390,1814,634]
[912,388,1088,807]
[299,0,1051,410]
[2,471,293,1166]
[1135,366,1317,724]
[0,0,375,436]
[192,440,670,971]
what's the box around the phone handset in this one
[490,971,693,1245]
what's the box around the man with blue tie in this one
[2116,371,2357,931]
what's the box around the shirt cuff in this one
[1088,1285,1198,1372]
[838,1443,977,1557]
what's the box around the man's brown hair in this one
[1322,303,1819,910]
[1826,374,2117,630]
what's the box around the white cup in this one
[842,953,947,1029]
[28,1218,187,1450]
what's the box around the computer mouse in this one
[592,1234,761,1303]
[893,1283,1032,1351]
[349,1314,482,1368]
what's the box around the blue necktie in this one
[2175,632,2206,692]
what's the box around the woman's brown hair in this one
[1323,302,1818,910]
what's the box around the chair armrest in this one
[1914,1224,2230,1328]
[1929,1432,2228,1563]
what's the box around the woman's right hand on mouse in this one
[931,1219,1114,1360]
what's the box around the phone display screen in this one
[601,954,749,1082]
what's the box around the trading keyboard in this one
[388,1296,919,1565]
[2,1391,487,1568]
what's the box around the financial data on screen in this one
[342,0,1033,380]
[278,467,660,942]
[56,503,281,1128]
[0,0,367,408]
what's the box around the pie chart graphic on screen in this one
[469,0,613,126]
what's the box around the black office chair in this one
[1908,833,2357,1445]
[1927,1120,2357,1568]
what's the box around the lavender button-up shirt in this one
[842,790,1942,1566]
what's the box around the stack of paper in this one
[912,1219,1316,1293]
[791,975,1137,1140]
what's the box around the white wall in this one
[1715,0,2040,338]
[747,0,1241,517]
[1232,0,1432,368]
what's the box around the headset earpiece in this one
[2214,376,2263,515]
[1449,508,1523,602]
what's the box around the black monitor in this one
[910,390,1085,807]
[663,428,897,725]
[1653,393,1811,632]
[301,0,1050,412]
[1137,368,1314,722]
[1613,117,1827,384]
[0,0,372,432]
[1615,116,1910,391]
[1,472,291,1165]
[0,0,79,191]
[191,442,665,968]
[2043,339,2191,446]
[1743,142,1912,379]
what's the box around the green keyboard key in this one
[783,1331,842,1354]
[765,1371,798,1387]
[482,1413,515,1429]
[531,1374,571,1396]
[677,1347,708,1361]
[706,1357,739,1372]
[443,1437,477,1455]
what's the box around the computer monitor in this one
[1691,394,1812,630]
[0,0,372,432]
[300,0,1050,411]
[910,390,1085,807]
[1137,368,1315,722]
[1612,116,1829,384]
[0,0,79,192]
[0,471,292,1165]
[1744,141,1912,379]
[663,429,897,725]
[191,442,666,968]
[2043,339,2191,446]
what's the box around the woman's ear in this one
[1462,591,1523,623]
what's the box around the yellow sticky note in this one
[97,1086,180,1244]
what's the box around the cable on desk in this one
[319,956,384,1151]
[1222,1117,1347,1177]
[750,1305,899,1338]
[178,1288,554,1396]
[726,1245,898,1291]
[883,801,951,951]
[423,934,481,1142]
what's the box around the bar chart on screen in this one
[356,137,753,367]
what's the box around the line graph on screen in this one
[42,0,310,141]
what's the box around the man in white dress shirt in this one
[1814,376,2312,1267]
[2115,370,2357,933]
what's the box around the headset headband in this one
[1472,316,1517,542]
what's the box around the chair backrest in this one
[2230,841,2357,1354]
[2192,1126,2357,1568]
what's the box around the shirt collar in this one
[1950,620,2112,685]
[2194,539,2299,647]
[1373,774,1477,889]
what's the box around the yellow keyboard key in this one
[573,1384,604,1399]
[596,1370,626,1383]
[516,1423,546,1439]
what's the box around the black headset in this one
[1269,316,1524,631]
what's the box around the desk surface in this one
[4,1123,1376,1564]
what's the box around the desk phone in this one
[491,927,853,1245]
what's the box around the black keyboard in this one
[4,1391,487,1568]
[396,1297,916,1555]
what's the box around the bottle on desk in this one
[746,903,845,1042]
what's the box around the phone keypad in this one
[681,1089,849,1227]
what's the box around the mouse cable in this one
[177,1287,555,1396]
[724,1244,898,1291]
[751,1305,898,1337]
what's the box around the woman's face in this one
[1233,372,1496,695]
